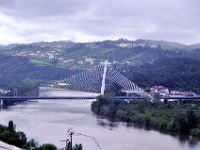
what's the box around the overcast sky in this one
[0,0,199,45]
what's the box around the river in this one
[0,89,200,150]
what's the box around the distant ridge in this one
[0,38,200,70]
[1,38,199,48]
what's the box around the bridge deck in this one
[0,96,97,100]
[0,96,200,101]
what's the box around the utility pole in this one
[30,141,32,150]
[64,128,74,150]
[64,128,101,150]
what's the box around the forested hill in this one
[122,58,200,93]
[1,39,200,93]
[1,55,200,94]
[1,39,200,69]
[0,55,78,88]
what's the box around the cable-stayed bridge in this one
[50,61,149,97]
[0,61,151,106]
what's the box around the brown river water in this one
[0,88,200,150]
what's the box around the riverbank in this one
[0,121,58,150]
[91,95,200,138]
[1,98,200,150]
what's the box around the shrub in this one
[191,128,200,138]
[115,110,127,121]
[144,114,151,127]
[39,144,57,150]
[158,117,168,131]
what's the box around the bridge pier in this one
[0,99,3,108]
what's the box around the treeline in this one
[122,57,200,94]
[0,121,83,150]
[2,39,200,71]
[91,95,200,138]
[1,79,41,107]
[61,41,185,63]
[0,121,57,150]
[0,55,78,106]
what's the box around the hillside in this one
[121,58,200,93]
[1,39,200,94]
[1,39,200,70]
[1,55,200,94]
[0,55,78,89]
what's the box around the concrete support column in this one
[0,99,3,107]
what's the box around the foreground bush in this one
[39,144,57,150]
[0,121,57,150]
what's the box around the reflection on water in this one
[0,89,200,150]
[96,119,118,129]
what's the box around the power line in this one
[74,132,102,150]
[64,128,102,150]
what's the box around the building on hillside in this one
[150,86,196,102]
[150,86,169,97]
[166,91,196,102]
[121,89,141,97]
[169,91,196,97]
[48,53,54,60]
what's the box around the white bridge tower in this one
[101,60,108,95]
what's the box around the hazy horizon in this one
[0,38,199,46]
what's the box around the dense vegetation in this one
[1,55,200,96]
[0,121,57,150]
[1,54,200,95]
[0,54,79,102]
[122,57,200,94]
[0,55,78,87]
[0,121,83,150]
[92,95,200,138]
[1,39,200,70]
[0,79,41,107]
[1,39,200,95]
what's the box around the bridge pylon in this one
[100,60,108,95]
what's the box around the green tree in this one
[8,120,15,132]
[187,109,198,129]
[25,138,39,150]
[39,144,57,150]
[174,114,189,134]
[158,117,168,130]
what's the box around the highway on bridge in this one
[0,96,143,100]
[1,96,200,101]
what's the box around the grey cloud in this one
[1,0,94,19]
[0,0,14,8]
[0,0,199,44]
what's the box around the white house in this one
[150,86,169,97]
